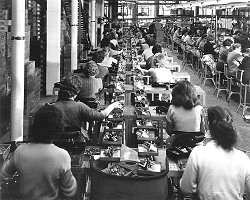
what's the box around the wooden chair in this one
[166,131,205,149]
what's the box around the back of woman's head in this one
[182,29,188,35]
[58,75,82,100]
[93,50,105,63]
[201,34,207,39]
[84,61,99,77]
[171,81,199,110]
[152,44,162,55]
[187,30,193,36]
[109,31,116,40]
[223,38,233,47]
[147,38,156,46]
[207,106,237,150]
[30,105,64,142]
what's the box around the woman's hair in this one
[30,105,64,142]
[207,34,214,41]
[93,50,105,63]
[58,75,82,100]
[146,38,156,46]
[100,34,111,48]
[83,61,99,77]
[171,81,199,110]
[201,34,207,40]
[152,44,162,55]
[181,29,188,35]
[223,38,233,47]
[187,30,194,36]
[232,43,241,50]
[109,31,116,40]
[207,106,237,150]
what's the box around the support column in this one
[214,6,218,43]
[91,0,96,49]
[11,0,25,141]
[100,0,104,40]
[71,0,78,71]
[46,0,61,95]
[155,0,159,18]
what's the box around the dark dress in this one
[203,41,216,57]
[239,56,250,84]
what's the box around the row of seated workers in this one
[169,25,250,101]
[1,25,250,200]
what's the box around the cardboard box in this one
[0,10,8,19]
[0,25,8,32]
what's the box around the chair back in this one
[166,131,205,148]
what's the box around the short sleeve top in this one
[166,104,203,132]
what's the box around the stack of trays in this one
[134,127,157,141]
[99,146,121,162]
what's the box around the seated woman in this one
[53,74,122,138]
[146,43,162,70]
[109,31,123,56]
[100,46,118,68]
[203,35,217,57]
[180,106,250,200]
[227,43,244,77]
[197,34,207,52]
[239,50,250,84]
[0,105,77,199]
[136,53,173,84]
[216,38,233,72]
[92,50,109,80]
[173,27,182,44]
[183,30,195,50]
[166,81,204,136]
[76,61,103,104]
[142,37,156,62]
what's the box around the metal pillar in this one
[71,0,78,71]
[100,0,104,40]
[91,0,96,49]
[11,0,25,141]
[46,0,61,95]
[155,0,159,18]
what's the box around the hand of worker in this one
[111,101,123,109]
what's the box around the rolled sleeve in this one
[79,103,105,122]
[60,169,77,198]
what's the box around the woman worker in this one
[53,74,122,140]
[180,106,250,200]
[166,81,204,136]
[0,105,77,200]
